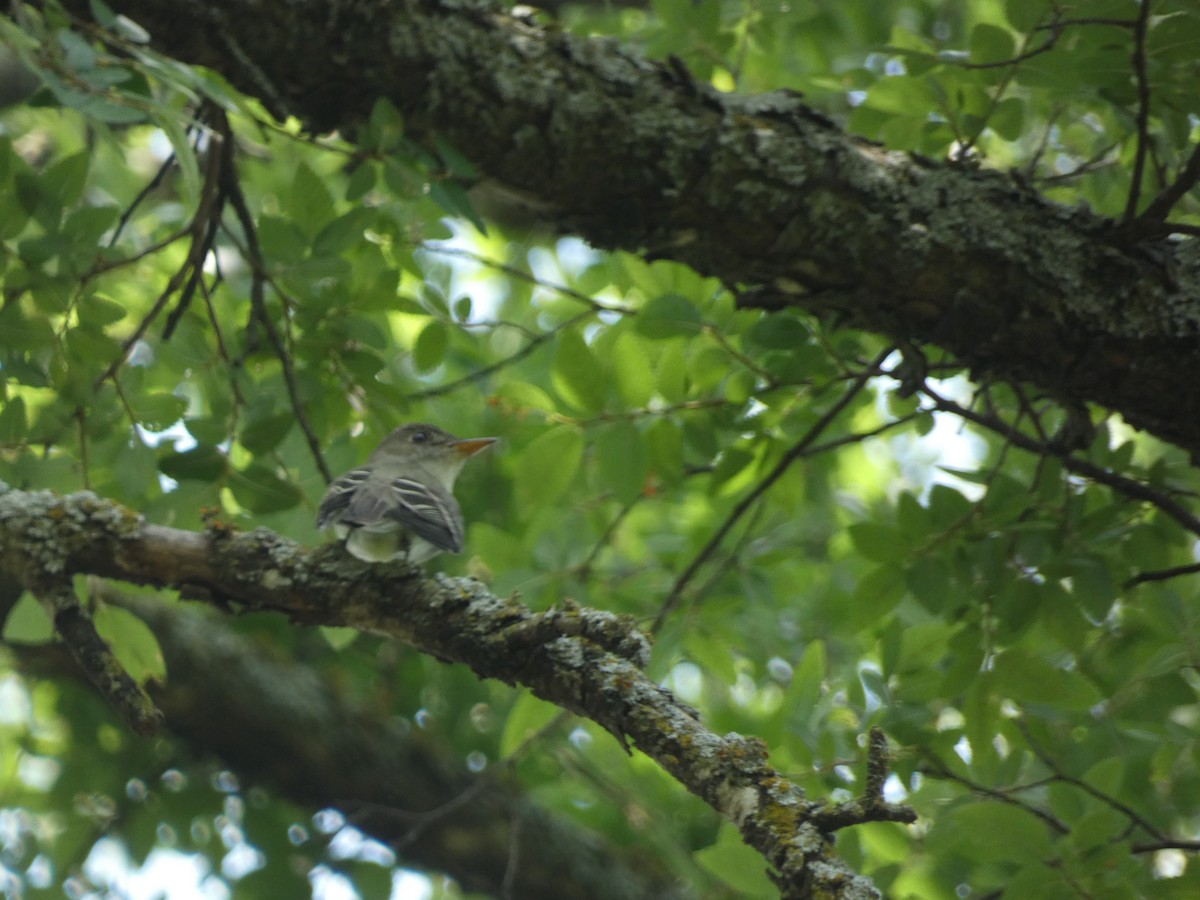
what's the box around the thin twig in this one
[1127,142,1200,234]
[920,385,1200,538]
[214,110,332,483]
[107,150,180,247]
[919,751,1070,835]
[1015,717,1169,843]
[34,577,162,736]
[1121,0,1154,222]
[406,309,595,401]
[94,120,227,390]
[652,347,892,633]
[1126,561,1200,587]
[421,244,636,315]
[575,496,643,580]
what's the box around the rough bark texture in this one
[44,0,1200,458]
[0,482,914,898]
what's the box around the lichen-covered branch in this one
[35,0,1200,457]
[30,577,163,735]
[0,482,915,898]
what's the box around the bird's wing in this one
[315,468,371,528]
[383,476,465,553]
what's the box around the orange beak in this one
[453,437,497,457]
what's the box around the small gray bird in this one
[317,423,496,563]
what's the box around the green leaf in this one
[515,425,583,507]
[412,320,448,372]
[344,161,377,201]
[849,565,907,630]
[228,464,304,514]
[89,0,117,26]
[645,417,684,484]
[695,824,777,895]
[1006,0,1051,32]
[258,214,309,264]
[0,303,55,349]
[239,413,295,455]
[499,692,563,756]
[848,522,909,563]
[906,556,952,611]
[927,484,973,525]
[745,313,809,349]
[1064,555,1116,619]
[42,151,90,208]
[931,803,1048,864]
[312,207,374,257]
[991,649,1102,710]
[93,603,167,684]
[991,96,1025,140]
[364,98,405,153]
[609,330,654,407]
[636,293,702,339]
[1,592,53,643]
[0,396,28,443]
[428,179,487,234]
[159,444,228,481]
[319,626,359,650]
[787,639,826,714]
[77,293,127,327]
[596,421,648,503]
[655,338,687,403]
[185,416,231,446]
[970,23,1016,65]
[130,392,187,431]
[553,331,607,412]
[435,137,479,179]
[286,162,336,236]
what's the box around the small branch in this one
[1131,839,1200,854]
[1015,717,1169,844]
[94,119,227,389]
[1121,0,1154,223]
[919,750,1070,835]
[406,309,594,401]
[106,149,180,248]
[31,577,162,736]
[1123,142,1200,237]
[421,244,636,315]
[652,348,891,632]
[1125,561,1200,587]
[574,496,643,581]
[920,386,1200,539]
[214,110,333,483]
[812,727,916,831]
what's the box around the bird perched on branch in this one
[317,423,496,563]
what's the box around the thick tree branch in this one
[0,482,917,898]
[40,0,1200,458]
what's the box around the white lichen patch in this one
[715,780,759,825]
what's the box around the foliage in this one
[3,0,1200,897]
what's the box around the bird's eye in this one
[411,430,428,443]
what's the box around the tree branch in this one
[41,0,1200,459]
[0,481,916,898]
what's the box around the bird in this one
[316,423,496,563]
